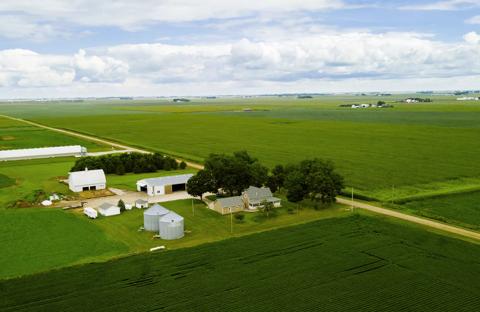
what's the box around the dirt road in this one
[337,197,480,241]
[0,114,204,169]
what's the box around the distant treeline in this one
[71,152,185,175]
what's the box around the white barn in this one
[68,168,106,192]
[98,203,120,216]
[137,174,193,196]
[0,145,87,161]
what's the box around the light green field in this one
[0,208,128,279]
[0,116,107,151]
[2,214,480,311]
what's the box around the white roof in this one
[137,174,193,187]
[98,202,116,210]
[69,168,106,186]
[0,145,85,160]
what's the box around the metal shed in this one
[159,211,184,240]
[143,204,170,232]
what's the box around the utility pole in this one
[192,198,195,216]
[230,208,233,234]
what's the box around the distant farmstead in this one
[213,186,281,215]
[68,168,106,192]
[0,145,87,161]
[137,174,193,196]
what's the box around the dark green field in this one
[1,214,479,311]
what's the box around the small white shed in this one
[135,199,149,209]
[84,207,98,219]
[98,203,120,217]
[68,168,106,192]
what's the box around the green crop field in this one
[397,191,480,230]
[0,116,107,151]
[0,208,128,280]
[1,214,479,311]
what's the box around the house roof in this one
[135,199,148,204]
[69,168,106,186]
[0,145,86,161]
[137,174,193,187]
[244,186,280,204]
[144,204,170,216]
[98,202,116,210]
[216,196,244,208]
[160,211,184,223]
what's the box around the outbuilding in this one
[83,207,98,219]
[98,203,120,217]
[137,174,193,196]
[143,204,170,232]
[213,196,244,215]
[0,145,87,161]
[135,199,149,209]
[159,211,184,240]
[68,168,106,192]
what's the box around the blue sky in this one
[0,0,479,97]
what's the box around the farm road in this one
[0,114,204,170]
[2,114,479,242]
[337,198,480,242]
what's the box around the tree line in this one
[71,152,186,175]
[187,151,344,205]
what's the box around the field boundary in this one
[337,197,480,241]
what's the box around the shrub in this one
[234,213,245,222]
[179,161,187,169]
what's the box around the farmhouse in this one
[213,186,281,214]
[243,186,281,210]
[98,203,120,217]
[68,168,106,192]
[0,145,87,161]
[137,174,193,196]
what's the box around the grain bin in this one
[159,212,184,240]
[143,204,170,232]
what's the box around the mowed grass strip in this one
[0,208,128,280]
[1,214,480,311]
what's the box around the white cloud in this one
[73,50,129,83]
[0,15,65,42]
[466,15,480,24]
[0,0,346,31]
[464,31,480,44]
[401,0,480,10]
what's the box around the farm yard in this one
[1,214,480,311]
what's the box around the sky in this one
[0,0,479,98]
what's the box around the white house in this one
[137,174,193,196]
[68,168,106,192]
[98,203,120,217]
[83,207,98,219]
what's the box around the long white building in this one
[68,168,106,192]
[137,174,193,196]
[0,145,87,161]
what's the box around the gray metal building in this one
[143,204,170,232]
[159,211,184,240]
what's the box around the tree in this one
[283,159,344,206]
[187,170,215,200]
[377,100,386,105]
[259,200,275,218]
[118,199,126,212]
[266,164,286,192]
[179,161,187,169]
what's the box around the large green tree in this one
[186,170,215,200]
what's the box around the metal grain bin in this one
[143,204,170,232]
[159,212,184,240]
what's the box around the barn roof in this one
[69,168,106,186]
[137,174,194,187]
[0,145,86,161]
[244,186,280,204]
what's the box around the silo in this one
[159,212,184,240]
[143,204,170,232]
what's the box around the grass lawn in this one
[83,198,350,253]
[2,213,480,311]
[0,116,107,152]
[0,208,128,280]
